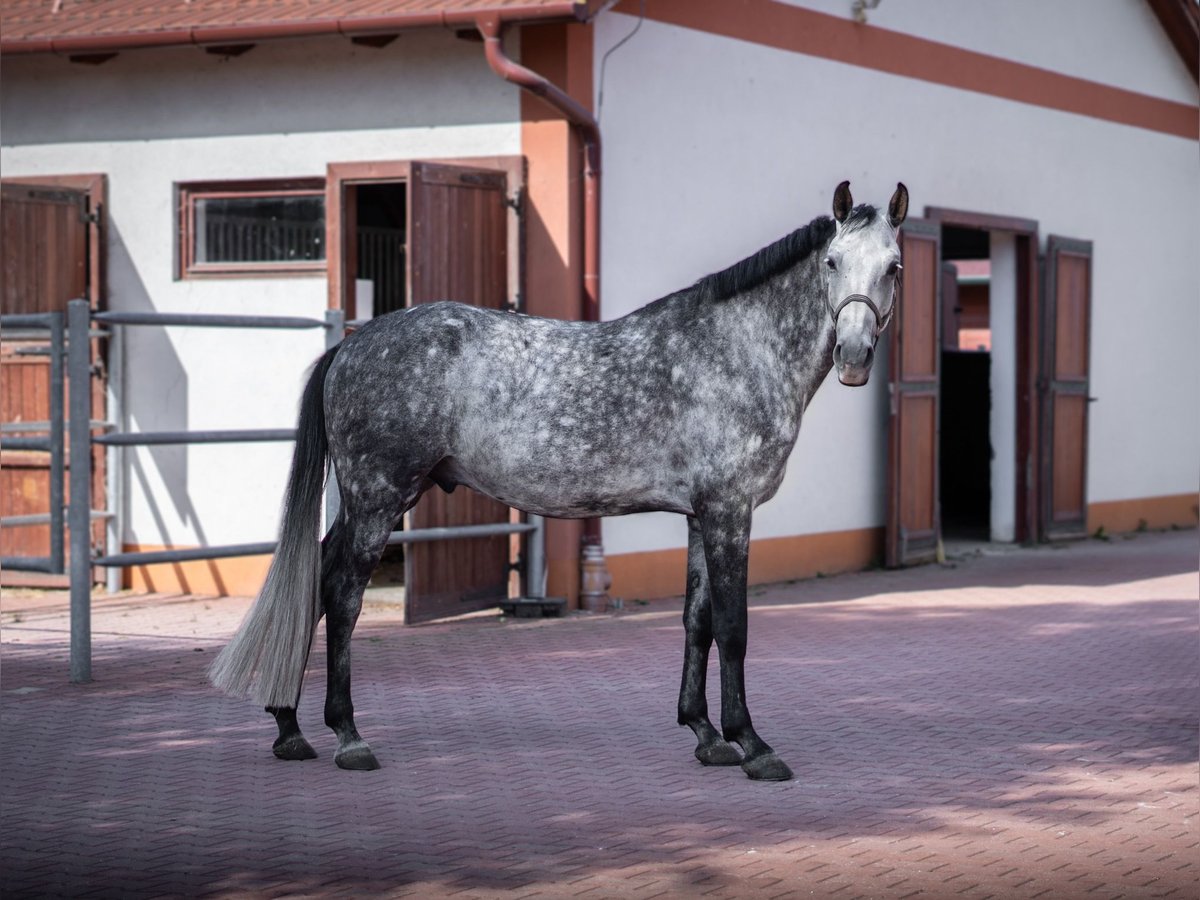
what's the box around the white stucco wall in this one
[1,31,521,550]
[989,233,1017,543]
[594,7,1199,557]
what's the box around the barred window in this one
[179,180,325,277]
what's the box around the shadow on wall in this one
[108,223,227,593]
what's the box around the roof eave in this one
[0,2,594,57]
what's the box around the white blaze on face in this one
[824,214,902,386]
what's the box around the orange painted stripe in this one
[617,0,1199,140]
[124,544,270,597]
[606,526,883,600]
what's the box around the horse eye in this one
[887,261,902,276]
[824,256,837,271]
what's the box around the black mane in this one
[695,204,877,303]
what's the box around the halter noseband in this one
[826,292,893,336]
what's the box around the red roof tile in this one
[0,1,590,53]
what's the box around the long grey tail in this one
[208,345,340,708]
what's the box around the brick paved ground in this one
[2,530,1197,899]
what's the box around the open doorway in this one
[353,182,407,320]
[340,180,410,586]
[939,226,992,543]
[326,159,518,623]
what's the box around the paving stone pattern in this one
[1,530,1197,898]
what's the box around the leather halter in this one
[826,292,893,336]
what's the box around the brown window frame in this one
[176,178,326,279]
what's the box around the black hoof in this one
[741,752,793,781]
[272,735,318,761]
[335,741,381,771]
[695,741,742,766]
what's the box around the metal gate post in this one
[67,299,92,684]
[48,312,66,573]
[525,515,546,599]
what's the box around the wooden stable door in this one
[886,219,942,567]
[0,183,92,579]
[404,162,513,624]
[1040,236,1093,541]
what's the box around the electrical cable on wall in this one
[597,0,646,123]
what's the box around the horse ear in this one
[832,180,852,224]
[888,182,909,228]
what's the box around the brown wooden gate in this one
[1039,236,1093,541]
[886,218,942,567]
[403,162,513,623]
[0,183,95,582]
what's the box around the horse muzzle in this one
[833,340,874,386]
[829,293,889,387]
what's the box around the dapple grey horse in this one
[210,180,909,781]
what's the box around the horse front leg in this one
[678,516,741,766]
[698,502,794,781]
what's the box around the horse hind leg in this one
[678,516,742,767]
[264,511,357,762]
[267,705,317,760]
[322,478,422,771]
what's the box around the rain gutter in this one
[476,14,601,324]
[0,4,589,56]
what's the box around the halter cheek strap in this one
[826,292,894,336]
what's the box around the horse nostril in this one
[833,344,844,367]
[863,346,874,369]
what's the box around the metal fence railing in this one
[0,299,548,684]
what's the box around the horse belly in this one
[443,449,693,519]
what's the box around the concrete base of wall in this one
[1086,492,1199,536]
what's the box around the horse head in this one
[822,180,908,386]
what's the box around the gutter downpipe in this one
[477,14,611,610]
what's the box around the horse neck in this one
[713,248,838,411]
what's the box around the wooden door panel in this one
[899,392,938,536]
[887,219,942,567]
[1054,253,1090,379]
[1040,236,1092,541]
[405,162,511,624]
[1,183,92,581]
[1051,394,1087,522]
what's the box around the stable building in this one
[2,0,1197,615]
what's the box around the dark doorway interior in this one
[355,183,407,319]
[354,182,408,583]
[940,226,991,541]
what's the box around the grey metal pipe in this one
[93,311,328,330]
[525,514,547,599]
[385,522,536,546]
[2,510,111,527]
[49,312,66,573]
[67,299,92,684]
[94,542,279,567]
[0,556,56,573]
[0,312,59,328]
[0,436,54,451]
[94,428,296,446]
[91,522,537,568]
